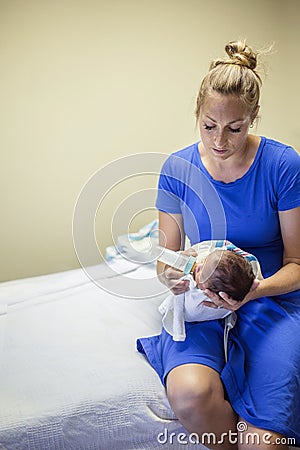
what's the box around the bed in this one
[0,247,210,450]
[1,227,299,450]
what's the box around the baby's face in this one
[194,259,207,290]
[194,251,221,290]
[194,253,217,290]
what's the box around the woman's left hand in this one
[201,279,260,311]
[201,290,245,311]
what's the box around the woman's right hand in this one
[157,247,197,295]
[159,265,190,295]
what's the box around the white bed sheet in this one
[0,260,208,450]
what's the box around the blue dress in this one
[137,137,300,443]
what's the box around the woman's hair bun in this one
[225,40,257,70]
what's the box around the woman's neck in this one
[199,135,260,184]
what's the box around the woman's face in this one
[199,92,257,160]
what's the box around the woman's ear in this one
[250,279,260,291]
[251,105,260,124]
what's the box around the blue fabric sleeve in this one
[277,146,300,211]
[155,156,182,213]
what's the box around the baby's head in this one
[195,249,255,301]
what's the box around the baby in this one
[195,249,256,301]
[159,241,262,341]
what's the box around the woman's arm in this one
[249,206,300,299]
[157,210,185,251]
[156,211,194,295]
[202,206,300,310]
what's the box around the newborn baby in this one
[195,249,256,301]
[159,241,262,341]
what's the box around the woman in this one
[137,40,300,449]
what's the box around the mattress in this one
[0,258,208,450]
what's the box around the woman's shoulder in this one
[168,142,199,162]
[259,137,300,208]
[257,136,300,174]
[261,136,299,160]
[161,142,200,174]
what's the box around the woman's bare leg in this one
[166,363,238,450]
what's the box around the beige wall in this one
[1,0,299,281]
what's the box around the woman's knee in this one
[166,364,224,421]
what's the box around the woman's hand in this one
[201,279,260,311]
[162,266,190,295]
[158,247,198,295]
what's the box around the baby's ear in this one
[250,279,260,291]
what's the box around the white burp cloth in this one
[158,275,230,341]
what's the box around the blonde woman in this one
[137,41,300,449]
